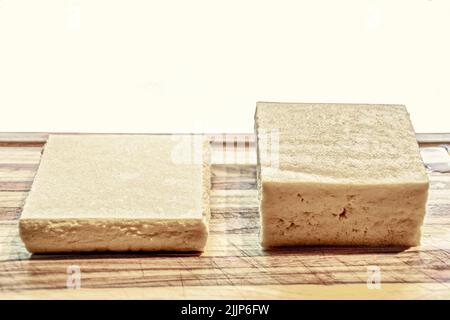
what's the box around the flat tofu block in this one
[19,135,211,253]
[255,102,429,247]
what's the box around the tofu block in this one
[19,135,211,253]
[255,102,429,247]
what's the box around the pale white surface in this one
[255,102,429,184]
[22,135,205,219]
[1,0,449,133]
[420,147,450,172]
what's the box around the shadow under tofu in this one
[261,245,411,256]
[28,250,203,261]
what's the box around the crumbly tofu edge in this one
[259,180,429,247]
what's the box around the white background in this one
[0,0,449,133]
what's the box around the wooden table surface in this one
[0,133,449,299]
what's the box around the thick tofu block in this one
[255,102,429,247]
[19,135,210,253]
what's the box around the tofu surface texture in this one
[19,135,211,253]
[255,102,429,247]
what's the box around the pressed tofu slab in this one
[19,135,211,253]
[255,102,429,247]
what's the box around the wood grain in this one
[0,133,449,299]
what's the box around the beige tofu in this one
[255,102,428,247]
[19,135,210,253]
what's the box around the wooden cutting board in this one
[0,133,449,299]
